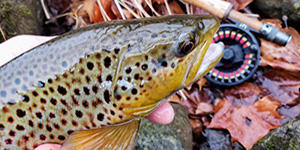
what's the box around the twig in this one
[97,0,111,21]
[40,0,51,19]
[118,0,141,18]
[131,0,151,17]
[0,26,6,41]
[145,0,161,16]
[114,0,126,19]
[164,0,172,15]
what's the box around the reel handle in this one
[183,0,292,46]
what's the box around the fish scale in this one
[0,15,223,150]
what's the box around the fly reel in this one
[205,23,260,86]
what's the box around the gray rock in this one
[0,0,44,42]
[251,0,300,31]
[251,114,300,150]
[134,102,193,150]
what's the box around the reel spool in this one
[205,24,260,86]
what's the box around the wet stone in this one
[134,103,192,150]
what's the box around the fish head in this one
[115,15,224,115]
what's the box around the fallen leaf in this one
[224,82,262,107]
[208,96,282,149]
[195,102,214,115]
[260,19,300,72]
[154,0,185,16]
[255,68,300,105]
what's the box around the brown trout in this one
[0,15,223,150]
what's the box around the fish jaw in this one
[193,42,224,81]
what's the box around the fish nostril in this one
[198,22,205,30]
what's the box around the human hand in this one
[0,35,175,150]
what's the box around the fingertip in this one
[34,144,61,150]
[146,101,174,124]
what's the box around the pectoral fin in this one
[61,119,140,150]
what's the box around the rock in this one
[251,0,300,31]
[134,102,193,150]
[0,0,44,42]
[251,114,300,150]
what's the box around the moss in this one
[0,0,44,42]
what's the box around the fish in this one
[0,14,223,150]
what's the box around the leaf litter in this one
[42,0,300,149]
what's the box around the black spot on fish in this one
[83,87,90,95]
[40,134,46,141]
[85,76,91,83]
[115,95,122,101]
[38,123,43,129]
[110,110,115,115]
[67,130,74,135]
[82,100,89,108]
[104,90,110,104]
[131,88,138,95]
[161,61,168,67]
[87,62,94,70]
[48,79,53,84]
[148,77,152,81]
[50,98,57,106]
[49,134,54,140]
[53,123,60,129]
[141,64,148,70]
[5,139,12,145]
[0,124,4,130]
[134,74,139,80]
[72,120,78,126]
[40,98,46,104]
[97,113,104,121]
[75,110,83,118]
[9,130,15,137]
[74,89,80,95]
[125,67,132,74]
[104,57,111,68]
[61,108,68,115]
[49,87,54,93]
[49,112,56,118]
[7,116,14,123]
[106,75,112,81]
[28,120,34,127]
[135,62,140,67]
[46,125,52,132]
[43,90,48,95]
[97,76,103,83]
[32,91,38,97]
[16,109,26,118]
[22,95,30,102]
[57,86,67,95]
[61,119,67,125]
[92,85,98,93]
[36,112,42,119]
[121,86,127,91]
[114,48,120,54]
[79,68,85,74]
[16,125,25,131]
[58,135,66,140]
[126,96,131,101]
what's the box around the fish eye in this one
[180,40,195,55]
[175,32,198,57]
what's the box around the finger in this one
[146,101,174,124]
[34,143,61,150]
[0,35,55,66]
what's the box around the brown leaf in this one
[195,102,214,115]
[260,19,300,72]
[154,0,185,16]
[208,97,282,149]
[224,82,262,107]
[255,68,300,106]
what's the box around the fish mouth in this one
[194,42,224,80]
[182,42,224,86]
